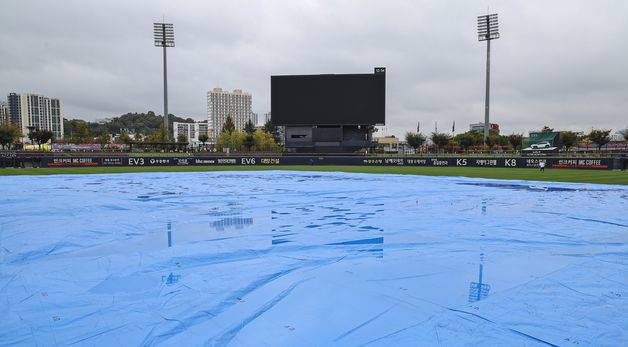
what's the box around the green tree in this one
[431,132,451,153]
[447,139,460,152]
[230,130,246,151]
[244,118,256,134]
[252,129,279,152]
[455,131,482,151]
[145,132,160,143]
[405,132,426,151]
[215,130,247,152]
[96,125,110,146]
[541,126,554,133]
[588,129,611,151]
[215,131,230,152]
[158,124,169,142]
[244,134,254,151]
[27,128,37,145]
[485,134,497,149]
[0,124,21,149]
[118,130,132,144]
[507,134,524,151]
[495,134,509,147]
[198,133,209,150]
[133,132,143,142]
[32,129,54,149]
[559,131,578,150]
[215,131,243,152]
[71,121,92,144]
[177,134,188,143]
[263,120,281,144]
[619,128,628,141]
[222,116,235,133]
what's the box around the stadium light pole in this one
[154,22,175,140]
[477,13,499,146]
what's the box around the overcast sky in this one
[1,0,626,137]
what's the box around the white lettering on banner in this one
[54,158,72,163]
[148,158,170,165]
[431,159,448,166]
[505,159,517,167]
[242,158,256,165]
[475,159,497,166]
[384,158,404,165]
[177,159,189,165]
[51,158,97,166]
[557,159,603,167]
[526,159,540,167]
[103,158,122,165]
[217,158,236,164]
[456,159,467,166]
[129,158,144,166]
[194,159,215,164]
[406,159,427,165]
[261,158,280,165]
[581,159,601,166]
[0,151,17,158]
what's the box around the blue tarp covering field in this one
[1,171,627,346]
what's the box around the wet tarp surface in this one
[1,171,627,346]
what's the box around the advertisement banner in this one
[35,156,613,170]
[44,157,100,167]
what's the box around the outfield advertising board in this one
[32,156,616,170]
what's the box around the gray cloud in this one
[1,0,626,136]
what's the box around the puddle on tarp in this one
[1,171,627,346]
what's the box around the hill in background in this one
[63,111,199,137]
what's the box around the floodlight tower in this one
[477,13,499,146]
[154,22,175,139]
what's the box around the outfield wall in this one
[12,156,619,170]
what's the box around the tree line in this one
[214,116,281,152]
[404,127,624,153]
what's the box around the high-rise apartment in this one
[7,93,64,139]
[207,88,252,142]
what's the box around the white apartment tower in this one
[7,93,64,139]
[207,88,253,142]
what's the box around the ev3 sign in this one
[129,158,145,166]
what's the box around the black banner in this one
[34,156,614,170]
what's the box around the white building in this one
[0,101,8,125]
[610,132,626,142]
[207,88,253,142]
[469,122,499,134]
[264,112,272,124]
[173,121,209,146]
[7,93,64,139]
[251,112,258,126]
